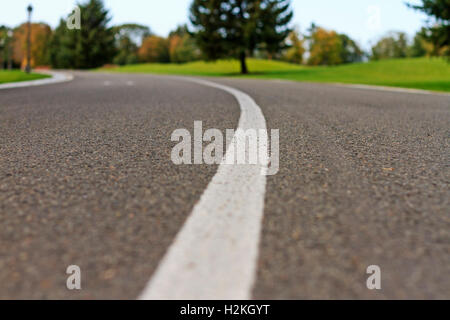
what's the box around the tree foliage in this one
[408,0,450,58]
[112,24,151,44]
[190,0,293,74]
[13,23,52,68]
[258,0,294,58]
[138,35,170,63]
[0,26,8,68]
[307,27,342,66]
[114,35,138,65]
[113,24,151,65]
[168,25,200,63]
[407,27,446,57]
[371,32,409,60]
[50,0,116,69]
[283,28,305,64]
[339,33,363,63]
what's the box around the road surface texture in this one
[0,72,448,299]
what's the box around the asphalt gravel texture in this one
[0,72,449,299]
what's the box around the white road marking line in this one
[138,77,268,300]
[271,78,450,96]
[333,83,436,95]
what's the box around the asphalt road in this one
[0,72,448,299]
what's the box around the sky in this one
[0,0,428,49]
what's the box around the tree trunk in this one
[239,51,248,74]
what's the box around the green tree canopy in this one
[169,25,201,63]
[112,24,151,44]
[371,32,409,60]
[50,0,116,69]
[339,34,364,63]
[190,0,293,74]
[408,0,450,58]
[0,26,8,69]
[112,24,151,65]
[409,28,432,57]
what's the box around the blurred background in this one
[0,0,448,90]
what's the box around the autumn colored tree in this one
[12,23,52,68]
[307,27,342,66]
[138,35,170,63]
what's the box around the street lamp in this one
[7,30,13,70]
[25,4,33,73]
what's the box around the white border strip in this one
[139,77,268,300]
[332,83,437,95]
[0,71,73,90]
[270,79,450,96]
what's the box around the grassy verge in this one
[0,70,50,84]
[102,57,450,92]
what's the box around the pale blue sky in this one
[1,0,427,48]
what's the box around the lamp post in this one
[25,4,33,73]
[7,30,13,70]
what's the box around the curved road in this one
[0,72,448,299]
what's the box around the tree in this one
[12,23,52,68]
[339,33,364,63]
[307,27,342,66]
[113,24,151,45]
[50,0,116,69]
[408,0,450,58]
[190,0,293,74]
[49,19,77,69]
[138,35,170,63]
[409,29,427,57]
[258,0,293,59]
[0,26,7,69]
[371,32,409,60]
[283,28,305,64]
[114,35,138,65]
[168,25,200,63]
[409,27,437,57]
[113,24,151,65]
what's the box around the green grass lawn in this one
[102,57,450,92]
[0,70,50,84]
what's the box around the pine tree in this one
[339,34,363,63]
[408,0,450,58]
[190,0,293,74]
[258,0,293,59]
[50,0,115,69]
